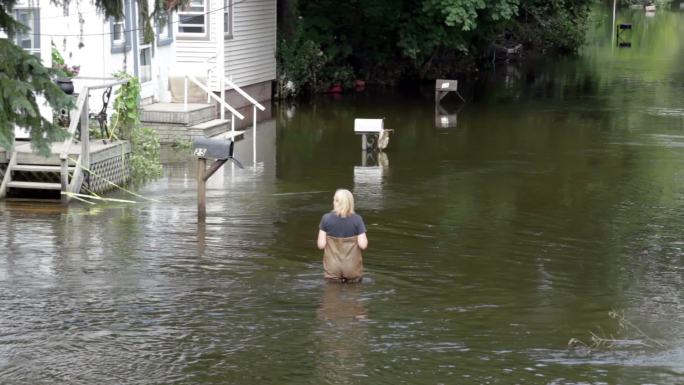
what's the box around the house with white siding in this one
[6,0,176,102]
[5,0,276,141]
[169,0,276,110]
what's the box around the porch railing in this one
[59,78,128,203]
[183,75,245,121]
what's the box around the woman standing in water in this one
[317,189,368,282]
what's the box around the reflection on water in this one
[354,152,388,212]
[2,4,684,384]
[316,283,368,384]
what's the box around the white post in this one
[253,105,257,166]
[217,0,225,112]
[612,0,617,47]
[81,93,90,169]
[220,77,225,121]
[231,112,235,134]
[252,105,257,133]
[184,76,188,111]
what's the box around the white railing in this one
[59,78,129,203]
[184,75,245,120]
[182,74,267,167]
[204,56,217,104]
[223,77,266,166]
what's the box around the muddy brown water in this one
[2,5,684,384]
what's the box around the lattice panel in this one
[81,153,131,194]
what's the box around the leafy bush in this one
[110,72,162,183]
[276,32,327,98]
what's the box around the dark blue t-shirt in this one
[319,212,367,238]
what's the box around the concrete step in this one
[188,119,241,140]
[13,164,74,173]
[140,103,216,126]
[8,181,62,190]
[218,130,245,140]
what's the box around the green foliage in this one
[0,39,72,156]
[110,72,161,183]
[129,126,162,183]
[515,0,592,53]
[170,136,193,150]
[324,65,355,88]
[276,30,327,98]
[278,0,595,92]
[111,71,141,141]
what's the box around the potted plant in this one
[52,46,80,94]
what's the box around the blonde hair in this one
[332,189,355,218]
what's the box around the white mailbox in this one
[354,118,384,134]
[354,118,385,150]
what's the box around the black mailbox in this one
[193,137,232,159]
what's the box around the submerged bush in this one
[111,72,162,183]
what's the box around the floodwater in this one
[2,5,684,385]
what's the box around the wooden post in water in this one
[197,157,229,220]
[197,157,207,220]
[81,93,90,170]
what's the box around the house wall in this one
[224,0,276,93]
[12,0,174,109]
[172,0,276,104]
[173,0,220,85]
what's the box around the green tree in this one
[0,0,184,155]
[278,0,594,91]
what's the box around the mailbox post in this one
[193,137,243,220]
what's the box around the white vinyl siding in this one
[224,0,276,87]
[175,0,275,90]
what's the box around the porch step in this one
[219,130,245,140]
[140,103,216,126]
[190,118,229,139]
[192,118,230,130]
[16,152,61,166]
[13,164,74,173]
[7,181,62,190]
[189,119,245,140]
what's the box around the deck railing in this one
[59,78,128,203]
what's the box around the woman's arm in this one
[357,232,368,250]
[317,230,327,250]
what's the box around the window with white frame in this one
[138,12,152,83]
[112,19,125,44]
[224,0,233,38]
[110,0,130,53]
[178,0,207,36]
[15,9,40,57]
[156,12,173,46]
[139,46,152,83]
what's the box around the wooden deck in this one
[8,139,129,165]
[1,140,131,201]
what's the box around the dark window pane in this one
[179,26,204,33]
[179,14,204,25]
